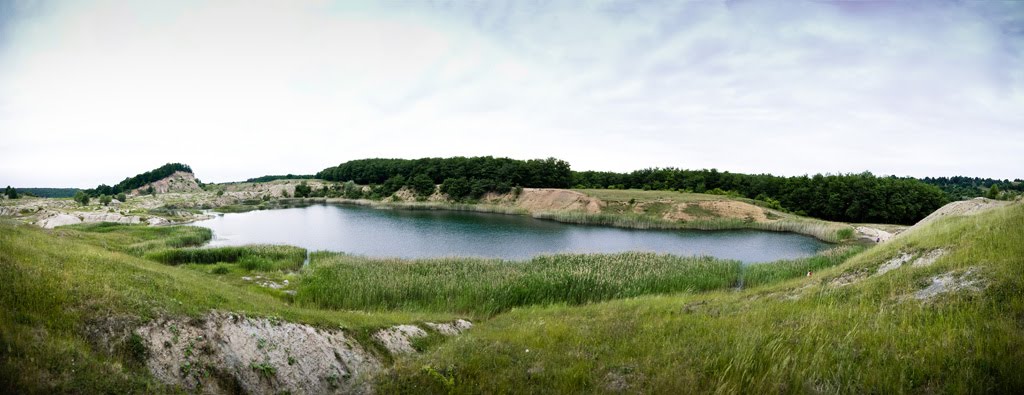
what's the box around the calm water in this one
[192,204,827,263]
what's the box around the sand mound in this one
[514,188,603,213]
[660,200,769,223]
[911,198,1009,230]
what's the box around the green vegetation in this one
[86,163,192,197]
[64,222,212,255]
[245,174,314,183]
[920,175,1023,201]
[3,168,1022,393]
[0,220,452,393]
[4,185,18,199]
[99,194,112,206]
[10,187,79,198]
[298,252,742,316]
[145,245,306,271]
[573,169,947,224]
[293,181,312,198]
[381,203,1024,393]
[741,245,864,288]
[116,192,127,202]
[73,190,90,205]
[988,184,1001,199]
[317,156,572,199]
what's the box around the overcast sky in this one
[1,0,1022,188]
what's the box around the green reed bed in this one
[145,245,306,271]
[297,252,742,316]
[63,222,212,255]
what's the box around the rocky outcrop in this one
[138,312,381,394]
[130,171,203,196]
[136,312,474,394]
[36,211,145,228]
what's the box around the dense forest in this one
[245,174,315,183]
[572,169,948,225]
[317,157,571,200]
[86,163,193,196]
[919,176,1023,200]
[11,188,80,198]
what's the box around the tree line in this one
[919,176,1023,201]
[316,157,571,200]
[86,163,194,196]
[572,169,948,225]
[245,174,314,183]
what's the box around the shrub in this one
[74,191,90,206]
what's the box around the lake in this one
[192,204,828,263]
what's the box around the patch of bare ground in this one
[659,200,769,223]
[828,268,872,287]
[876,249,948,276]
[372,320,474,354]
[855,226,896,243]
[906,198,1009,233]
[510,188,604,213]
[913,267,985,301]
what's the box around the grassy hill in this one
[1,200,1021,393]
[381,201,1024,393]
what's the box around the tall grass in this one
[741,245,864,289]
[297,252,742,316]
[145,245,306,271]
[63,222,212,254]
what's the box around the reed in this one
[145,244,306,271]
[297,252,742,316]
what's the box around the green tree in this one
[342,181,362,199]
[381,175,407,197]
[4,186,17,199]
[294,182,312,198]
[409,174,435,197]
[440,177,471,200]
[73,190,90,206]
[987,184,1000,199]
[115,192,127,202]
[99,195,112,206]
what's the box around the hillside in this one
[128,171,202,196]
[380,200,1024,392]
[1,199,1020,393]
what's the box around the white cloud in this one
[0,0,1021,187]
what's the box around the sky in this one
[0,0,1022,188]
